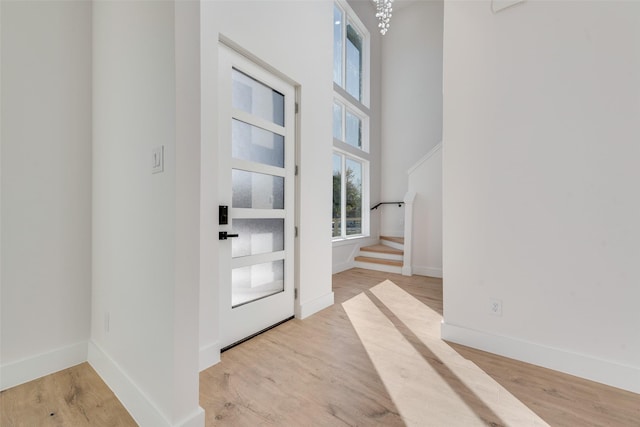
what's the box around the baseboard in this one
[199,341,220,372]
[88,340,174,426]
[441,321,640,394]
[296,291,334,319]
[332,260,354,274]
[402,265,412,276]
[0,341,88,391]
[413,265,443,278]
[175,407,205,427]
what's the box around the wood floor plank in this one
[0,362,137,427]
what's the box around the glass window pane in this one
[231,219,284,258]
[333,154,342,238]
[345,158,362,236]
[232,260,284,307]
[345,111,361,149]
[232,169,284,209]
[232,119,284,168]
[346,23,362,101]
[232,69,284,126]
[333,102,343,140]
[333,5,343,86]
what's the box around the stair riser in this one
[358,251,403,261]
[354,261,403,275]
[381,240,404,251]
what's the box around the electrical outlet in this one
[489,298,503,316]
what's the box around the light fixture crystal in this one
[373,0,393,35]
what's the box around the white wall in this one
[380,0,443,237]
[200,0,337,368]
[442,0,640,393]
[0,0,92,390]
[331,0,383,274]
[408,143,442,278]
[91,1,202,425]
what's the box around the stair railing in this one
[370,201,404,210]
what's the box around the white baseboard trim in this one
[88,340,173,427]
[297,291,334,319]
[332,260,354,274]
[407,141,442,176]
[441,321,640,394]
[1,341,88,391]
[199,341,220,372]
[175,407,205,427]
[413,266,443,278]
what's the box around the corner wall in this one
[1,0,92,390]
[380,0,443,237]
[408,143,442,278]
[442,0,640,393]
[91,1,202,425]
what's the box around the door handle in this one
[219,231,239,240]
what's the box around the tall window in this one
[333,1,370,240]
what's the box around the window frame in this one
[333,93,370,153]
[332,149,370,240]
[332,0,371,242]
[333,0,370,109]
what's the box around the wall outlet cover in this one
[489,298,503,316]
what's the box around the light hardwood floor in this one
[2,268,638,426]
[0,362,136,426]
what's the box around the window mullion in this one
[341,103,346,141]
[341,154,347,238]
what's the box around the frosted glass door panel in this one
[232,169,284,209]
[231,219,284,258]
[232,119,284,168]
[232,69,285,126]
[232,260,284,307]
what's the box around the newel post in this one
[402,191,416,276]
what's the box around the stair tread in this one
[360,244,403,255]
[354,256,403,267]
[380,236,404,244]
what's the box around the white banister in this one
[402,191,416,276]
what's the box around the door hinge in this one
[295,102,299,114]
[294,288,298,299]
[295,226,298,238]
[295,165,299,176]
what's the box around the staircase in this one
[354,236,405,274]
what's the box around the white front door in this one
[218,45,296,350]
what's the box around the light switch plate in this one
[152,146,164,174]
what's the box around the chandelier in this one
[373,0,393,35]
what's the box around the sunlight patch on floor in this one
[343,280,549,427]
